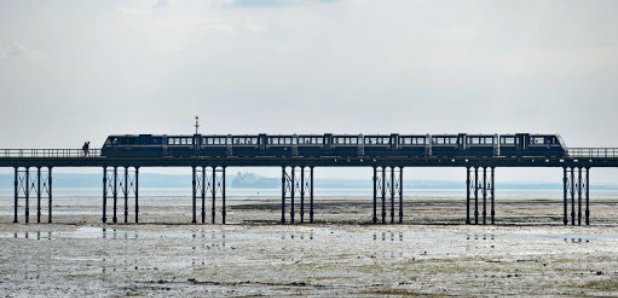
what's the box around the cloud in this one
[245,17,267,33]
[228,0,337,8]
[1,42,45,60]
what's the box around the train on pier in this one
[100,133,567,158]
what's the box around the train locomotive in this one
[101,133,567,158]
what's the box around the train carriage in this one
[363,134,395,156]
[100,132,568,159]
[398,135,428,156]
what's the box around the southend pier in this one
[1,131,617,226]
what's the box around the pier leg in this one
[201,167,206,224]
[310,167,314,224]
[48,167,52,224]
[135,167,139,224]
[482,167,487,225]
[211,166,216,224]
[585,168,590,225]
[300,167,305,224]
[13,167,18,223]
[398,167,403,224]
[570,167,575,226]
[113,167,118,224]
[562,167,567,225]
[372,167,377,224]
[102,167,107,224]
[37,167,41,224]
[490,167,495,225]
[25,167,29,224]
[578,167,582,226]
[124,167,129,224]
[390,167,395,224]
[474,167,479,225]
[291,167,295,224]
[222,167,226,225]
[192,166,197,224]
[466,167,470,225]
[281,167,286,224]
[381,167,386,224]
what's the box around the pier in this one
[1,145,617,226]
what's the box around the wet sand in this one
[1,196,618,296]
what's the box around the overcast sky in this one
[1,0,617,182]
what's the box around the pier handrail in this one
[0,149,101,158]
[568,148,618,158]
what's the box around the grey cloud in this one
[228,0,338,8]
[2,42,45,60]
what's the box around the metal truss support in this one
[281,166,313,225]
[372,166,403,225]
[562,167,590,226]
[194,166,226,224]
[466,166,493,225]
[13,167,52,224]
[103,166,138,224]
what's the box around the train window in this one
[532,137,545,145]
[501,137,515,145]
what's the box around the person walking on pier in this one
[82,141,90,156]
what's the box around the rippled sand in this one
[1,196,618,296]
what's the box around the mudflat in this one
[1,196,618,296]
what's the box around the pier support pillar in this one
[221,167,227,225]
[372,167,377,224]
[372,166,402,225]
[466,167,471,225]
[124,167,129,224]
[570,167,575,226]
[37,167,41,223]
[300,167,305,224]
[562,167,568,225]
[25,167,29,224]
[490,167,495,225]
[13,167,52,224]
[102,167,107,223]
[398,167,404,224]
[474,167,479,225]
[113,167,118,224]
[281,166,313,225]
[13,167,18,223]
[380,168,386,224]
[201,167,206,224]
[47,167,53,224]
[585,168,590,226]
[134,167,139,224]
[310,166,314,224]
[192,166,197,224]
[482,167,487,225]
[211,166,216,224]
[281,167,286,224]
[103,166,138,225]
[577,167,583,226]
[192,166,225,224]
